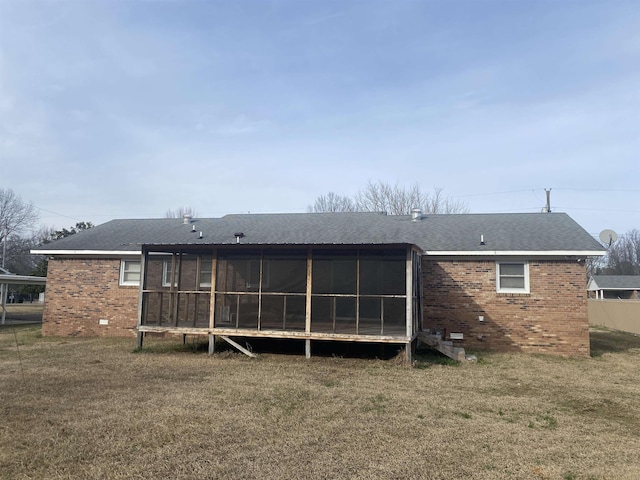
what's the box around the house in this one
[587,275,640,335]
[32,211,605,359]
[587,275,640,300]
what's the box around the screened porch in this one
[138,245,422,355]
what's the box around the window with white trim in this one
[120,260,141,286]
[496,261,529,293]
[161,256,213,288]
[162,260,177,287]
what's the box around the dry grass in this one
[1,303,44,323]
[1,326,639,480]
[2,303,44,314]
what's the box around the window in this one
[200,256,212,288]
[496,261,529,293]
[158,256,212,288]
[120,260,141,286]
[162,260,177,287]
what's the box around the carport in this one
[0,272,47,325]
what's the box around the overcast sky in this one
[1,0,638,240]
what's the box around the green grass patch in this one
[455,411,472,419]
[362,394,388,414]
[414,348,461,367]
[590,327,640,357]
[0,324,43,349]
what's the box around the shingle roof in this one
[32,212,604,255]
[589,275,640,290]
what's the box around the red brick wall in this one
[423,259,589,357]
[42,258,139,337]
[42,255,591,356]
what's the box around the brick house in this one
[32,211,604,358]
[587,275,640,300]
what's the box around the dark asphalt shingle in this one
[33,212,605,254]
[589,275,640,290]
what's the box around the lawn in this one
[1,302,44,323]
[1,326,639,480]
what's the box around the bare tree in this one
[586,255,602,279]
[310,182,468,215]
[354,181,409,214]
[14,222,95,287]
[2,233,40,275]
[0,188,38,239]
[422,187,469,215]
[308,192,356,213]
[165,206,198,218]
[599,229,640,275]
[0,188,38,268]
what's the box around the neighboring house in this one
[587,275,640,300]
[32,211,604,358]
[587,275,640,335]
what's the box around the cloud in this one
[0,0,637,236]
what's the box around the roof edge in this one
[31,249,142,256]
[32,248,605,257]
[0,274,47,285]
[424,250,606,257]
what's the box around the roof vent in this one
[411,208,423,222]
[183,214,193,224]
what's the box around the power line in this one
[453,189,541,198]
[551,188,640,193]
[34,206,82,222]
[556,206,640,214]
[454,187,640,199]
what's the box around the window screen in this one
[497,262,529,292]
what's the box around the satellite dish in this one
[599,229,618,247]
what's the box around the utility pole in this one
[1,224,6,325]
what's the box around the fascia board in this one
[423,250,606,257]
[33,249,605,257]
[30,249,142,256]
[0,274,47,285]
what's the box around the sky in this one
[0,0,639,241]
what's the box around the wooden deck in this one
[138,324,414,344]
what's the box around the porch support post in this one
[405,248,413,338]
[209,249,218,330]
[136,248,148,349]
[405,340,413,364]
[305,248,312,359]
[208,250,218,356]
[305,248,312,334]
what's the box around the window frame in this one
[119,259,141,286]
[199,256,213,288]
[162,259,178,288]
[496,261,530,294]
